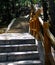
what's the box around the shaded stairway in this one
[0,33,42,65]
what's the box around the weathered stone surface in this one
[0,33,34,40]
[0,51,39,62]
[0,60,42,65]
[0,33,35,45]
[0,44,37,52]
[0,33,42,65]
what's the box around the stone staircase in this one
[0,33,42,65]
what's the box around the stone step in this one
[0,44,37,53]
[0,39,35,45]
[0,51,39,62]
[0,60,42,65]
[0,33,36,45]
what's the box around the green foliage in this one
[33,0,38,4]
[54,0,55,3]
[20,0,41,6]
